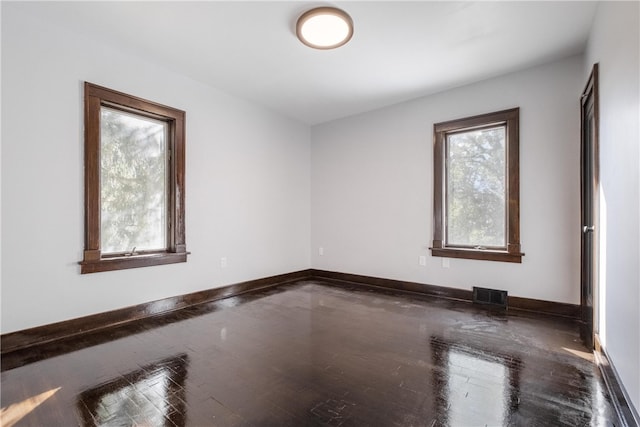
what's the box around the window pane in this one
[446,127,506,247]
[100,107,167,254]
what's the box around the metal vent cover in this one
[473,286,508,308]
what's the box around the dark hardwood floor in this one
[1,280,617,426]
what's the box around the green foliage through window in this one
[100,107,167,254]
[81,82,187,274]
[446,127,506,248]
[431,107,522,263]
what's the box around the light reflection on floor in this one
[77,354,188,427]
[447,351,509,426]
[0,387,61,427]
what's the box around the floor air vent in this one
[473,286,508,308]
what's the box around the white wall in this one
[585,1,640,414]
[0,5,311,333]
[311,55,584,304]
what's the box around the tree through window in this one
[431,108,523,263]
[80,83,188,274]
[100,107,168,254]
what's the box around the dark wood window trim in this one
[431,108,523,263]
[80,82,187,274]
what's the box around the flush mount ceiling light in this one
[296,7,353,50]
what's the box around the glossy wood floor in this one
[1,281,617,426]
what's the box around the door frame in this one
[580,63,599,350]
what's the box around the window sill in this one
[80,251,188,274]
[430,247,523,263]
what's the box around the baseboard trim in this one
[507,295,580,319]
[310,269,473,301]
[1,269,312,355]
[0,268,580,356]
[310,269,580,319]
[595,335,640,427]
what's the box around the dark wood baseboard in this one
[595,335,640,427]
[310,269,580,319]
[1,268,580,357]
[1,269,312,355]
[310,269,473,301]
[507,295,580,319]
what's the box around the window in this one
[80,83,187,274]
[431,108,523,263]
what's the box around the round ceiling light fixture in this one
[296,7,353,50]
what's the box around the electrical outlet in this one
[221,257,227,268]
[319,247,324,256]
[419,255,426,266]
[442,258,450,268]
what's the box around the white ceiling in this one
[15,1,598,124]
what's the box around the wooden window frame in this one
[431,108,523,263]
[80,82,187,274]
